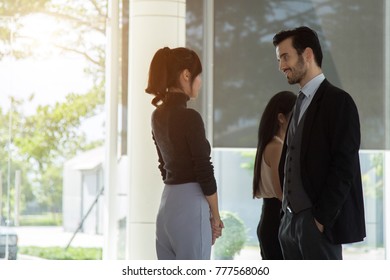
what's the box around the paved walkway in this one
[13,226,103,260]
[15,226,103,248]
[11,226,385,260]
[233,246,385,260]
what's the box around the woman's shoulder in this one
[183,108,204,123]
[265,140,282,153]
[266,137,283,149]
[263,137,283,165]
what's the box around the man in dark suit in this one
[273,26,366,259]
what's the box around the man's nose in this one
[279,61,286,72]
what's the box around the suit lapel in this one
[300,79,329,156]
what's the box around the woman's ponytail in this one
[145,47,171,106]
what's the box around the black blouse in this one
[151,92,217,196]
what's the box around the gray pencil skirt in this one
[156,182,212,260]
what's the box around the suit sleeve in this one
[313,93,361,227]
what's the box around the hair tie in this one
[163,47,170,55]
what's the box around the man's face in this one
[276,37,307,85]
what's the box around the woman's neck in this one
[276,129,285,142]
[168,87,183,93]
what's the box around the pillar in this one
[126,0,186,259]
[103,0,119,260]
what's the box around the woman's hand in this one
[210,217,224,245]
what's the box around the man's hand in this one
[314,218,324,233]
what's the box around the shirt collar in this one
[300,73,325,98]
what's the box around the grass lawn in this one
[19,246,102,260]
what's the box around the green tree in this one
[0,0,106,74]
[0,0,107,216]
[13,88,104,212]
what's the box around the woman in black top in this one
[145,47,223,260]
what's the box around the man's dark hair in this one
[273,26,323,67]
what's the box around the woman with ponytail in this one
[146,47,223,260]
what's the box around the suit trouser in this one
[278,208,342,260]
[156,182,212,260]
[257,198,283,260]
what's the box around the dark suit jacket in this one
[279,79,366,244]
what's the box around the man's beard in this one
[287,55,306,84]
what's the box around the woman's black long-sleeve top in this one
[151,92,217,196]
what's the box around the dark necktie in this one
[287,91,305,141]
[293,91,305,127]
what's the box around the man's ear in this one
[303,47,314,63]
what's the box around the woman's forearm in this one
[206,192,220,219]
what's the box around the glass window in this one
[187,0,388,260]
[186,0,205,115]
[0,1,106,260]
[191,0,386,149]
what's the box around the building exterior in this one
[63,147,104,235]
[103,0,390,260]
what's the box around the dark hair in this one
[145,47,202,106]
[273,26,323,67]
[252,91,296,198]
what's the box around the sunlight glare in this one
[18,13,63,54]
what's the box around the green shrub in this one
[213,211,247,260]
[19,246,102,260]
[19,214,62,226]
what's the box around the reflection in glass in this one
[188,0,385,149]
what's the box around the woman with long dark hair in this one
[253,91,296,259]
[145,47,223,260]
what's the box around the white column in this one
[385,0,390,260]
[386,0,390,150]
[384,151,390,260]
[203,0,214,143]
[103,0,119,260]
[126,0,186,259]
